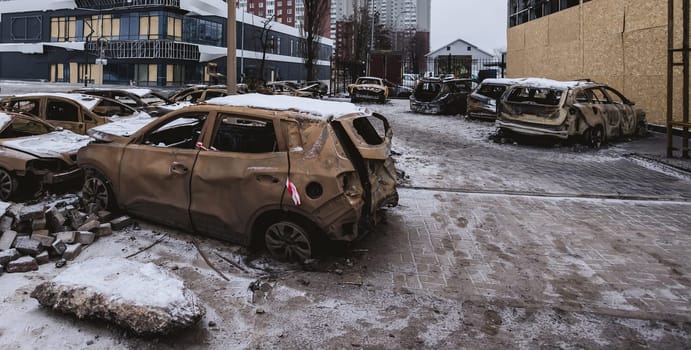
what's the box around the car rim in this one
[0,170,13,201]
[591,127,603,148]
[264,221,312,262]
[83,176,109,210]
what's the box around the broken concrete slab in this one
[13,237,43,256]
[0,230,18,250]
[7,256,38,273]
[19,203,45,222]
[31,217,47,231]
[110,216,133,230]
[30,233,55,248]
[49,239,67,257]
[62,243,82,260]
[31,257,205,335]
[95,223,112,237]
[77,220,100,232]
[76,231,95,245]
[35,251,50,265]
[0,248,20,265]
[97,210,112,223]
[55,231,77,244]
[46,206,67,231]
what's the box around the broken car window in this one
[7,99,40,116]
[0,117,51,138]
[46,100,79,122]
[143,113,207,149]
[590,88,610,104]
[211,115,278,153]
[353,116,384,145]
[477,84,507,100]
[92,99,136,117]
[506,87,563,106]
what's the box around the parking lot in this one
[1,94,690,349]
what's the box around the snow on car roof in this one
[89,113,157,137]
[205,93,365,119]
[123,89,153,97]
[0,112,11,130]
[509,78,593,90]
[2,130,91,154]
[15,93,101,110]
[481,78,528,85]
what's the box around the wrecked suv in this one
[77,94,398,261]
[410,78,473,115]
[496,79,647,147]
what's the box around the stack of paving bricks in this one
[0,195,133,275]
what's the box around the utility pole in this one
[227,0,237,94]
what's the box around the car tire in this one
[584,125,605,149]
[379,95,386,104]
[0,168,18,201]
[263,216,316,262]
[82,170,116,211]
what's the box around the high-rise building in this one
[238,0,329,36]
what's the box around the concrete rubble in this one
[31,257,206,335]
[0,194,135,274]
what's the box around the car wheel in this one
[379,95,386,103]
[264,219,314,262]
[82,171,115,211]
[0,168,18,201]
[585,125,605,149]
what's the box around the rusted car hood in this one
[0,131,91,159]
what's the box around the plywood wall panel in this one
[548,6,580,45]
[524,17,548,49]
[506,49,525,78]
[507,26,525,51]
[625,75,666,124]
[625,0,667,33]
[583,0,624,37]
[623,27,666,77]
[583,33,624,77]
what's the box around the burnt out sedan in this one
[410,78,473,115]
[467,78,523,120]
[0,111,91,201]
[496,79,647,147]
[78,94,398,261]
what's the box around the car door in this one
[45,97,85,134]
[118,111,208,231]
[603,87,637,136]
[189,112,288,244]
[589,88,620,137]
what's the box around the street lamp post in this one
[227,0,237,94]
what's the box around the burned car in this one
[266,82,319,98]
[0,111,91,201]
[171,87,228,103]
[1,93,145,134]
[77,94,398,261]
[349,77,389,103]
[467,78,523,120]
[70,88,171,116]
[410,78,473,115]
[496,79,647,147]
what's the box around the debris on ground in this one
[31,257,206,335]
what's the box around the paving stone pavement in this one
[356,189,691,322]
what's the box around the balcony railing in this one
[86,40,199,61]
[75,0,180,10]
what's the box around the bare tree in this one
[257,15,275,82]
[300,0,329,82]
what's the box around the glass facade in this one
[508,0,590,27]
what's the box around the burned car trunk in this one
[410,78,473,115]
[467,78,523,120]
[496,78,647,147]
[78,94,398,262]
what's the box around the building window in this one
[10,16,42,41]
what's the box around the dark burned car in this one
[70,88,171,117]
[410,78,474,115]
[496,79,647,147]
[77,94,398,261]
[467,78,523,120]
[0,111,91,201]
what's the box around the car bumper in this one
[496,120,569,139]
[410,101,442,114]
[42,167,83,184]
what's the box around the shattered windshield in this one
[506,87,563,106]
[477,84,508,100]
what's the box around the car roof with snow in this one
[480,78,529,86]
[507,78,596,90]
[204,93,366,120]
[12,93,101,110]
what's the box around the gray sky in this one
[430,0,508,54]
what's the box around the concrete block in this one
[0,248,20,265]
[55,231,77,244]
[97,210,113,223]
[62,243,83,261]
[0,215,13,232]
[68,209,86,230]
[46,206,67,231]
[31,217,47,231]
[35,251,50,265]
[49,239,67,257]
[33,229,50,236]
[14,237,43,256]
[7,256,38,273]
[78,220,100,232]
[76,231,96,245]
[31,233,55,247]
[110,216,133,230]
[95,223,113,237]
[5,203,23,219]
[0,230,18,251]
[19,203,45,222]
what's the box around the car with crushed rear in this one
[496,79,647,147]
[77,94,399,261]
[0,111,91,201]
[467,78,524,120]
[410,78,473,115]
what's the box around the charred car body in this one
[77,94,398,261]
[266,82,319,98]
[349,77,389,103]
[496,79,647,147]
[70,88,171,117]
[0,111,91,201]
[1,93,143,135]
[467,78,523,120]
[410,78,473,115]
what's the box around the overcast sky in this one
[430,0,508,54]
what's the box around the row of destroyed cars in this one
[0,90,398,262]
[409,77,648,147]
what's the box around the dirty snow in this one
[89,114,157,137]
[206,93,365,119]
[52,257,188,308]
[0,112,11,130]
[14,93,101,110]
[1,130,91,155]
[0,200,9,215]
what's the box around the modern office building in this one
[0,0,333,86]
[506,0,674,125]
